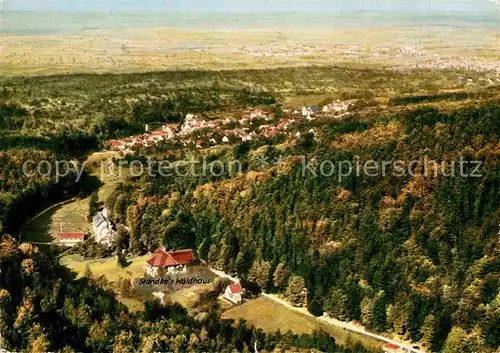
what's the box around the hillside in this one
[101,98,500,352]
[0,67,499,352]
[1,235,385,352]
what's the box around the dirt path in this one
[208,267,240,283]
[25,197,78,225]
[262,293,423,353]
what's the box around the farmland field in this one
[1,11,498,75]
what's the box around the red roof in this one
[383,343,400,350]
[147,248,193,268]
[151,130,166,136]
[58,232,85,240]
[228,283,242,294]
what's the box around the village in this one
[106,100,355,155]
[245,43,500,74]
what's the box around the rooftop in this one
[147,248,194,268]
[58,232,85,240]
[383,343,400,350]
[228,283,243,294]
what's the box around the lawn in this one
[223,297,317,334]
[61,254,151,282]
[85,151,128,203]
[62,255,217,309]
[222,296,382,349]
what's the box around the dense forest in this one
[103,100,500,353]
[0,67,499,352]
[0,235,382,353]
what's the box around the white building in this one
[224,282,244,304]
[92,208,116,247]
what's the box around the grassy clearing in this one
[222,297,382,349]
[19,151,127,244]
[61,254,150,282]
[85,151,128,202]
[62,255,216,310]
[223,297,317,334]
[168,284,212,308]
[117,297,145,312]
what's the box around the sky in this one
[2,0,499,12]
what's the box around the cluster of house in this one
[182,127,255,148]
[106,101,353,153]
[181,111,270,134]
[414,57,500,73]
[297,105,319,120]
[322,99,353,114]
[180,113,220,134]
[145,246,245,304]
[109,125,176,153]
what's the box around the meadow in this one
[222,296,383,348]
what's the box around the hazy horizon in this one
[3,0,500,12]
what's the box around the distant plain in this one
[1,11,498,74]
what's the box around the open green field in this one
[18,151,127,244]
[222,297,382,349]
[62,254,217,310]
[61,254,150,282]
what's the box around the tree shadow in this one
[78,173,104,197]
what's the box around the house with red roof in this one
[146,247,194,277]
[110,140,124,150]
[57,232,85,247]
[383,343,402,353]
[224,282,244,304]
